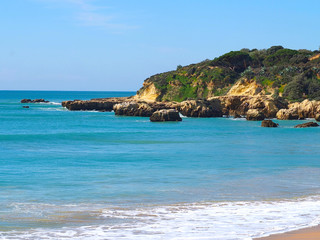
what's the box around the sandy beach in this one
[255,225,320,240]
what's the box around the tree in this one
[176,65,183,70]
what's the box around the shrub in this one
[266,45,284,55]
[264,49,299,66]
[211,51,252,72]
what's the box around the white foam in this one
[37,107,66,111]
[47,102,62,105]
[2,196,320,240]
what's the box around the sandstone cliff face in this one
[227,78,264,96]
[135,83,161,101]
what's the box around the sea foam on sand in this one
[1,195,320,240]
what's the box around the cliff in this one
[136,46,320,102]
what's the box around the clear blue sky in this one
[1,0,320,91]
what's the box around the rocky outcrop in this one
[216,95,287,118]
[275,99,320,120]
[113,102,154,117]
[62,97,131,111]
[246,109,265,121]
[150,109,182,122]
[294,122,319,128]
[21,99,49,103]
[292,99,320,119]
[276,108,299,120]
[62,95,289,121]
[178,99,222,117]
[261,120,278,127]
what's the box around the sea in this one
[1,90,320,240]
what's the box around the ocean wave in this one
[37,107,66,111]
[2,196,320,240]
[47,102,62,105]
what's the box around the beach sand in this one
[254,225,320,240]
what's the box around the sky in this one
[1,0,320,91]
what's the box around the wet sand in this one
[255,225,320,240]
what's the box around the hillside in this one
[136,46,320,102]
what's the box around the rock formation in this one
[178,99,222,117]
[261,120,278,127]
[294,122,319,128]
[21,99,49,103]
[276,108,299,120]
[150,109,182,122]
[113,102,154,117]
[62,97,131,111]
[246,109,265,121]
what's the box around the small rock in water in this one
[315,114,320,122]
[150,109,182,122]
[21,99,49,103]
[294,122,319,128]
[22,106,30,109]
[261,120,278,127]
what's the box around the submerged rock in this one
[21,99,49,103]
[22,106,30,108]
[150,109,182,122]
[261,120,278,127]
[294,122,319,128]
[246,109,265,121]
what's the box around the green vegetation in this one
[137,46,320,102]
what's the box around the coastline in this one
[255,225,320,240]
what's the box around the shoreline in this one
[255,225,320,240]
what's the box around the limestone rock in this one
[246,109,265,121]
[150,109,182,122]
[178,99,222,117]
[135,83,161,101]
[315,114,320,122]
[113,102,154,117]
[216,95,287,118]
[276,108,299,120]
[227,78,264,96]
[294,122,319,128]
[261,120,278,127]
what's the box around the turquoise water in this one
[1,91,320,239]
